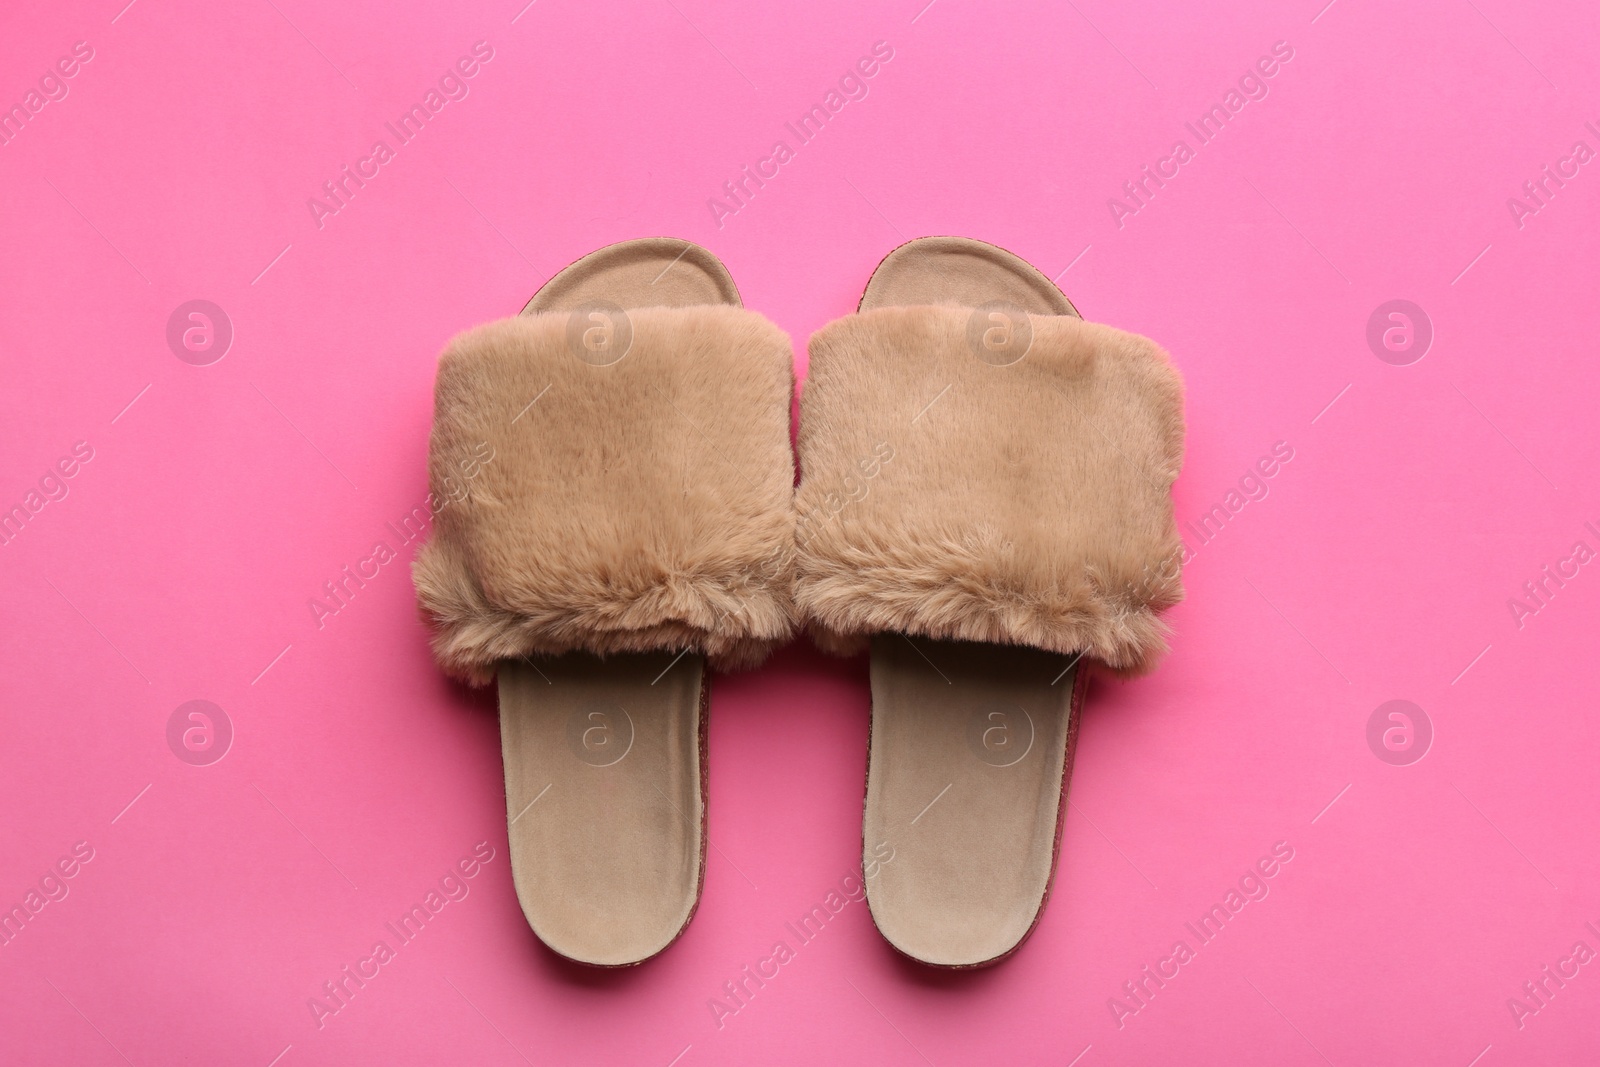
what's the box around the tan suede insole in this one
[499,238,738,966]
[858,237,1085,967]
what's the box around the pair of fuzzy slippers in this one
[413,237,1184,969]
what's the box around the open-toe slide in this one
[414,239,797,966]
[794,236,1185,967]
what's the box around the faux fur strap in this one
[413,305,798,685]
[794,305,1184,674]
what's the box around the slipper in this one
[794,236,1184,967]
[413,238,798,966]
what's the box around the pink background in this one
[3,0,1599,1063]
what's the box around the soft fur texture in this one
[413,306,798,685]
[794,306,1185,674]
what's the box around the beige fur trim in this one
[413,306,798,685]
[794,306,1184,674]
